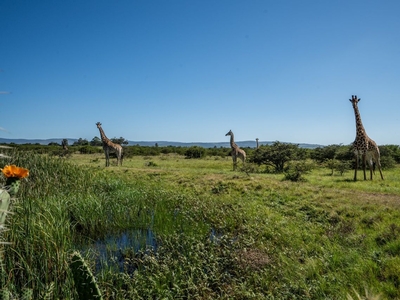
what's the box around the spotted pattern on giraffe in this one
[349,95,383,181]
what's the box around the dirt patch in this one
[236,248,272,271]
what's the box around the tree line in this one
[2,139,400,177]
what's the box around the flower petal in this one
[1,165,29,178]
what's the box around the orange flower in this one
[1,165,29,179]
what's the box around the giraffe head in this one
[96,122,102,128]
[349,95,360,107]
[225,130,233,136]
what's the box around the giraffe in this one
[256,138,259,149]
[225,130,246,170]
[349,95,383,181]
[61,139,68,151]
[96,122,123,167]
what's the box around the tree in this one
[73,138,89,146]
[380,145,400,164]
[250,141,304,173]
[311,144,341,163]
[111,137,129,146]
[90,136,102,146]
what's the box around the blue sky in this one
[1,1,399,145]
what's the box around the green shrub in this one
[284,160,315,181]
[184,146,205,159]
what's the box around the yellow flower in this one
[1,165,29,179]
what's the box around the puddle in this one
[210,227,239,245]
[78,228,157,274]
[210,227,224,243]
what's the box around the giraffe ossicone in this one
[349,95,383,181]
[225,129,246,171]
[96,122,123,167]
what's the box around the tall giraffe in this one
[225,130,246,170]
[96,122,123,167]
[349,95,383,181]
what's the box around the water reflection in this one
[79,228,157,274]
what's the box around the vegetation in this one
[0,143,399,299]
[69,251,103,300]
[251,141,309,173]
[184,146,206,159]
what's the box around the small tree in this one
[250,141,305,173]
[73,138,89,146]
[335,160,351,176]
[325,159,337,175]
[90,136,102,146]
[284,160,314,182]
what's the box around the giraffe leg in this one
[376,160,384,180]
[366,157,373,180]
[362,154,367,180]
[373,153,384,180]
[369,164,373,180]
[233,155,237,171]
[354,154,358,181]
[105,150,110,167]
[378,166,384,180]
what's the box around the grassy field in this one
[1,151,400,299]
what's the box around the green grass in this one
[1,151,400,299]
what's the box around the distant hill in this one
[0,138,323,149]
[128,140,323,149]
[0,138,77,145]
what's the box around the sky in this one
[1,0,400,146]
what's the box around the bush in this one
[380,155,396,169]
[335,160,351,176]
[325,159,338,175]
[184,146,205,159]
[283,160,315,182]
[239,163,260,174]
[78,146,101,154]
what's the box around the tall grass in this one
[0,151,205,298]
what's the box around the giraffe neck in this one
[98,127,111,144]
[353,104,368,138]
[230,134,238,149]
